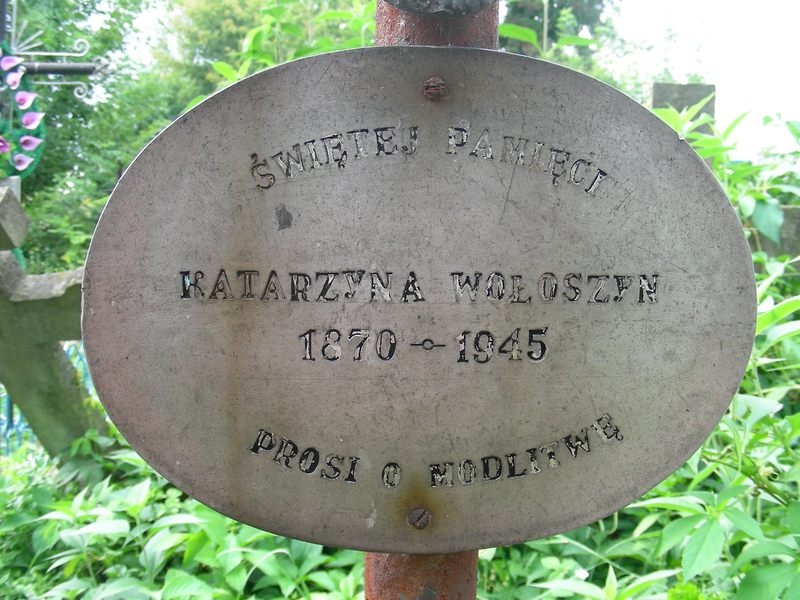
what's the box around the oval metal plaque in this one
[83,47,755,553]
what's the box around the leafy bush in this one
[0,432,364,599]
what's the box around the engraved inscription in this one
[251,124,611,197]
[249,414,622,490]
[251,428,361,483]
[300,328,398,362]
[179,269,659,305]
[428,414,623,488]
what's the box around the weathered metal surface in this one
[383,0,494,16]
[365,551,477,599]
[82,47,755,554]
[376,0,498,48]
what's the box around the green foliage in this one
[652,96,800,248]
[203,0,375,99]
[0,431,365,599]
[503,0,607,55]
[18,0,378,273]
[13,0,160,273]
[21,66,196,271]
[500,2,622,88]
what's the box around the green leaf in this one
[211,61,238,82]
[555,35,593,47]
[629,495,706,515]
[540,555,560,570]
[681,519,724,580]
[724,508,764,540]
[533,580,605,599]
[723,112,749,139]
[786,120,800,142]
[181,95,205,114]
[787,501,800,533]
[687,462,718,491]
[237,59,252,79]
[757,295,800,334]
[751,201,784,243]
[64,519,129,538]
[139,530,188,579]
[763,321,800,354]
[739,194,756,218]
[162,569,213,599]
[771,183,800,198]
[261,5,286,18]
[307,571,337,591]
[151,514,205,531]
[604,565,618,600]
[241,26,265,54]
[42,578,91,598]
[619,570,680,599]
[632,513,660,537]
[499,23,541,51]
[732,540,796,569]
[733,394,783,426]
[316,10,354,20]
[684,93,715,122]
[657,515,704,555]
[786,573,800,600]
[90,577,150,600]
[277,575,296,597]
[478,547,496,561]
[38,511,74,524]
[119,478,150,514]
[736,563,796,600]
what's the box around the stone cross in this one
[0,185,102,455]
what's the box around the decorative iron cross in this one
[0,0,111,454]
[0,0,111,98]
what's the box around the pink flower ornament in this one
[21,111,44,130]
[1,56,22,71]
[6,70,22,90]
[19,135,42,151]
[15,91,37,109]
[0,137,9,154]
[12,154,33,171]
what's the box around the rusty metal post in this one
[365,551,479,599]
[376,0,499,49]
[365,2,498,598]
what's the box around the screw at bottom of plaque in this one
[407,507,432,530]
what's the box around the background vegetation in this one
[2,0,798,598]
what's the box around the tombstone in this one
[83,47,756,559]
[0,186,103,455]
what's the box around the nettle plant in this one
[0,43,45,179]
